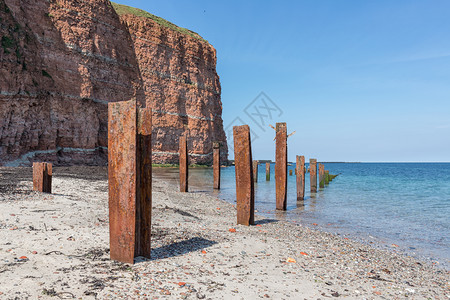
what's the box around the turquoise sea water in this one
[153,163,450,268]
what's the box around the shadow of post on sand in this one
[149,237,217,261]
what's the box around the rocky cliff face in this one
[0,0,227,166]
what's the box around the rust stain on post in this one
[266,162,270,181]
[33,162,52,193]
[275,123,287,210]
[108,99,152,264]
[319,163,325,188]
[233,125,254,226]
[310,159,317,193]
[213,142,220,189]
[296,155,305,200]
[179,133,188,192]
[253,160,259,182]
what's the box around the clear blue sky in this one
[113,0,450,162]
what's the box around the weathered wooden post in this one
[266,162,270,181]
[296,155,305,200]
[233,125,254,226]
[310,158,317,193]
[289,169,293,176]
[253,160,259,182]
[33,162,52,193]
[213,142,220,189]
[325,170,330,185]
[275,123,287,210]
[108,99,152,264]
[179,133,188,192]
[319,163,325,188]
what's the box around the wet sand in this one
[0,167,448,299]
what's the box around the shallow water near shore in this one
[153,162,450,269]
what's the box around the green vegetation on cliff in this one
[110,2,207,43]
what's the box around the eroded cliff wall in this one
[0,0,227,166]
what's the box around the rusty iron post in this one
[233,125,254,226]
[319,163,325,188]
[213,142,220,189]
[253,160,259,182]
[275,123,287,210]
[266,162,270,181]
[296,155,305,200]
[32,162,52,193]
[179,133,188,192]
[289,169,293,176]
[310,158,317,193]
[325,170,330,184]
[108,99,152,264]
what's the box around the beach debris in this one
[32,162,52,193]
[300,252,308,256]
[179,132,188,193]
[253,160,259,182]
[286,257,296,263]
[108,99,152,264]
[310,159,317,193]
[213,142,221,189]
[368,273,392,282]
[331,291,340,297]
[43,288,76,299]
[233,125,255,226]
[15,256,28,262]
[228,228,236,233]
[42,288,57,296]
[296,155,306,200]
[274,122,288,210]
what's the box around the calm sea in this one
[153,163,450,268]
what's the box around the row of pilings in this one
[233,123,337,227]
[30,99,338,264]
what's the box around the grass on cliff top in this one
[110,2,208,43]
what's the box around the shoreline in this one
[0,166,448,299]
[152,167,450,271]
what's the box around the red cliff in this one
[0,0,227,166]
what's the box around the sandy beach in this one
[0,166,448,299]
